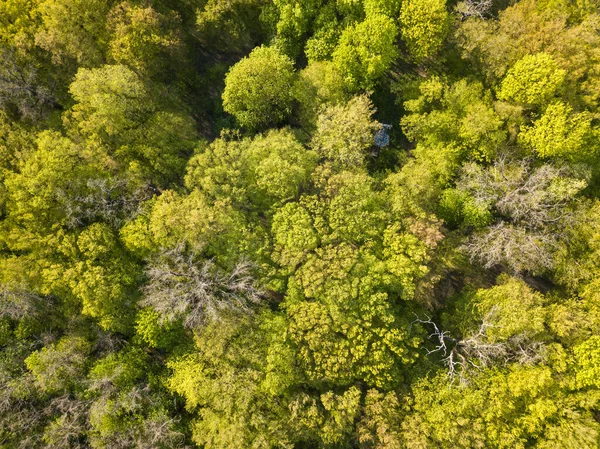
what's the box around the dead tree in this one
[142,247,264,329]
[457,158,586,273]
[0,47,56,120]
[414,311,544,384]
[456,0,494,19]
[0,287,55,321]
[56,177,153,229]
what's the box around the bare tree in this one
[456,0,494,19]
[458,159,584,229]
[42,395,91,449]
[0,47,56,120]
[141,247,264,329]
[414,312,544,384]
[464,223,556,272]
[90,385,190,449]
[457,158,587,273]
[56,177,154,229]
[0,287,54,320]
[0,372,46,449]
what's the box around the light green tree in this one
[520,101,597,161]
[499,52,566,107]
[399,0,450,61]
[364,0,401,17]
[332,14,399,91]
[222,45,296,130]
[311,95,381,168]
[402,366,600,449]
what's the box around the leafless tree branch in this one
[414,311,545,385]
[141,247,264,329]
[56,177,154,229]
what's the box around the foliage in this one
[222,45,296,130]
[311,95,381,168]
[520,101,597,161]
[2,0,600,447]
[400,0,450,61]
[34,0,112,67]
[107,2,183,79]
[332,14,399,91]
[195,0,266,52]
[498,52,567,107]
[67,64,197,185]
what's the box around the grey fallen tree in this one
[414,310,545,384]
[141,246,264,329]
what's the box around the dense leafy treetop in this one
[222,45,296,130]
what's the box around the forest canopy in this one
[2,0,600,448]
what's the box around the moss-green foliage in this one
[272,0,325,57]
[34,0,112,67]
[107,2,183,79]
[3,0,600,448]
[195,0,266,53]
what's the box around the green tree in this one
[270,170,437,389]
[272,0,324,57]
[402,366,600,449]
[401,77,506,162]
[222,45,296,130]
[25,336,91,394]
[292,61,348,130]
[166,314,297,448]
[304,4,342,63]
[520,101,598,161]
[332,14,399,91]
[498,52,566,107]
[364,0,402,17]
[311,95,381,168]
[399,0,450,61]
[66,64,197,185]
[185,128,318,210]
